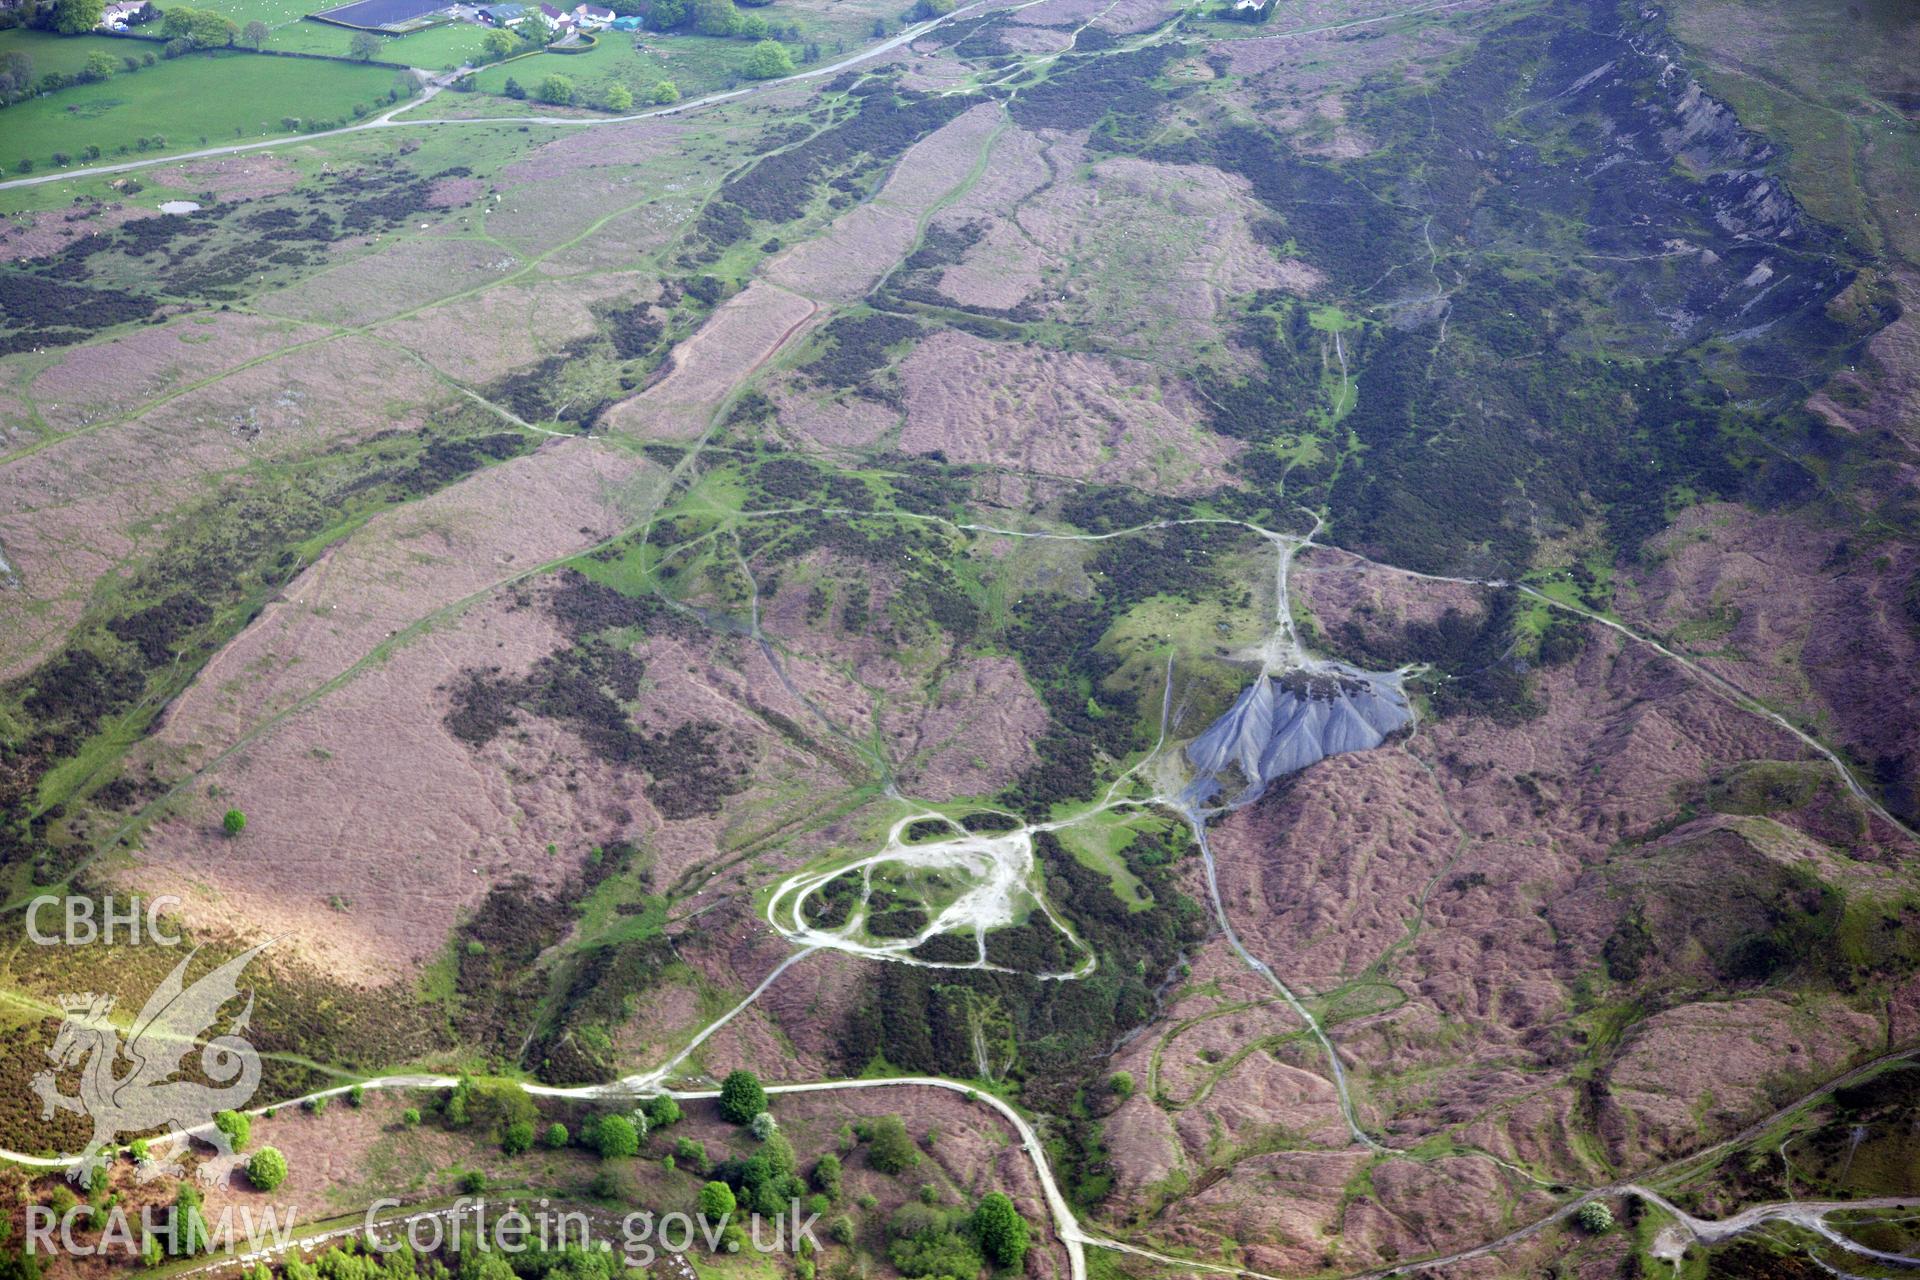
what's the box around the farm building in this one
[98,0,153,27]
[574,2,612,27]
[477,2,524,21]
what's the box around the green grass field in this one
[0,17,417,69]
[239,15,495,65]
[462,0,892,108]
[363,19,495,69]
[0,28,159,79]
[467,30,762,104]
[0,0,891,160]
[89,0,502,69]
[0,49,408,173]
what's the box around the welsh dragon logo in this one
[32,943,269,1186]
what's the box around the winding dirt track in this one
[0,0,1538,195]
[7,515,1916,1277]
[13,1054,1920,1280]
[0,0,1055,195]
[4,3,1916,1260]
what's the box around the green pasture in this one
[0,49,407,173]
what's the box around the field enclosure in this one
[1,50,410,171]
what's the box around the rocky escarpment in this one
[1477,1,1861,352]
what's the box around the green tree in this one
[690,0,737,34]
[535,73,573,104]
[188,10,236,46]
[674,1136,706,1170]
[1108,1071,1134,1100]
[543,1122,569,1148]
[887,1203,981,1280]
[736,11,766,37]
[828,1216,854,1245]
[645,1096,681,1128]
[696,1181,736,1222]
[646,0,686,26]
[972,1193,1029,1270]
[172,1186,209,1254]
[502,1120,535,1155]
[649,79,679,104]
[811,1152,842,1201]
[349,29,380,59]
[741,38,792,79]
[241,19,269,48]
[213,1109,250,1151]
[482,26,516,57]
[1576,1201,1614,1234]
[594,1113,638,1159]
[718,1070,766,1124]
[82,51,116,80]
[53,0,105,35]
[346,1085,364,1108]
[400,1108,421,1127]
[469,1080,536,1134]
[1,52,36,104]
[865,1115,918,1175]
[222,809,247,837]
[604,83,631,110]
[245,1147,288,1192]
[502,76,526,98]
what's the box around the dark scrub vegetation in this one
[1144,0,1891,583]
[1317,588,1550,724]
[805,872,860,929]
[0,159,472,352]
[841,824,1203,1207]
[0,881,450,1152]
[799,311,922,395]
[531,929,676,1083]
[910,933,977,963]
[0,414,534,886]
[1001,524,1235,815]
[727,470,981,645]
[683,81,972,261]
[1002,44,1180,145]
[877,221,1041,323]
[443,577,751,821]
